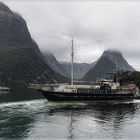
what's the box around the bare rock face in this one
[59,61,95,79]
[102,49,134,71]
[43,48,134,81]
[43,52,95,79]
[83,49,135,81]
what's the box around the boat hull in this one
[41,91,134,102]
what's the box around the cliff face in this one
[43,52,95,79]
[102,49,135,71]
[0,2,65,84]
[59,61,95,79]
[83,49,135,81]
[43,52,67,78]
[43,49,135,81]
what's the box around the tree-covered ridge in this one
[0,2,66,84]
[128,71,140,88]
[115,71,140,88]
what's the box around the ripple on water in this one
[0,100,140,139]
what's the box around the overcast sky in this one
[3,0,140,70]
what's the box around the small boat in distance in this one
[0,85,10,91]
[37,39,139,102]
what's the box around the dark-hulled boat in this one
[41,92,135,102]
[40,80,137,102]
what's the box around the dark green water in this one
[0,90,140,139]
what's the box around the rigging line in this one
[59,40,73,63]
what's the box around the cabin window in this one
[72,89,77,93]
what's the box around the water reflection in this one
[45,102,140,139]
[0,100,140,139]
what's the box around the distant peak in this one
[0,2,11,13]
[103,49,122,56]
[104,48,121,54]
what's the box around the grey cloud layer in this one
[4,1,140,70]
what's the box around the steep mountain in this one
[43,52,95,79]
[0,2,65,84]
[102,49,135,71]
[60,61,95,79]
[83,49,135,81]
[43,52,67,77]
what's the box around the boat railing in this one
[77,89,135,94]
[28,83,44,90]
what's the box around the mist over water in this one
[0,89,140,139]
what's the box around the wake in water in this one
[0,99,140,139]
[0,99,138,113]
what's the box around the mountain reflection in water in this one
[0,99,140,139]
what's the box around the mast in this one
[71,39,74,85]
[115,57,118,83]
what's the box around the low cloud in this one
[3,1,140,70]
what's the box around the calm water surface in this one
[0,90,140,139]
